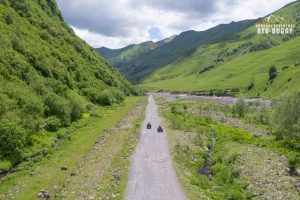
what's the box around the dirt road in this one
[126,95,187,200]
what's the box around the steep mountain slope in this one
[142,35,300,97]
[97,41,159,61]
[97,41,160,76]
[141,0,300,97]
[99,20,256,83]
[0,0,137,171]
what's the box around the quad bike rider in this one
[146,122,152,129]
[157,124,163,132]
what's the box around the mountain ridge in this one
[98,19,257,83]
[140,1,300,97]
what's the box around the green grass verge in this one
[0,96,141,200]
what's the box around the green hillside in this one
[99,20,256,83]
[142,35,300,97]
[0,0,138,172]
[97,41,160,76]
[97,41,159,60]
[140,1,300,97]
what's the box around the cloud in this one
[56,0,295,48]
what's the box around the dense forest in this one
[0,0,138,172]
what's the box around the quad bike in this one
[157,125,163,132]
[146,122,152,129]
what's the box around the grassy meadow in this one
[155,95,300,199]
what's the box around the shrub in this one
[282,66,289,71]
[171,105,184,115]
[246,81,254,91]
[69,95,84,122]
[268,65,277,80]
[44,116,61,132]
[0,160,11,173]
[44,94,71,126]
[99,89,114,106]
[74,42,84,53]
[198,65,215,74]
[81,87,102,104]
[231,88,240,93]
[224,185,248,200]
[40,30,50,40]
[22,97,44,117]
[10,1,30,17]
[255,103,269,125]
[113,89,125,102]
[0,118,26,160]
[11,37,25,54]
[211,163,233,185]
[105,78,114,86]
[183,105,188,111]
[4,13,13,25]
[0,0,9,6]
[273,92,300,139]
[85,103,99,117]
[0,93,11,116]
[232,99,248,118]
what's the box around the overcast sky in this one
[56,0,294,49]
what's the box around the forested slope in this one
[0,0,138,172]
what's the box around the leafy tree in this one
[232,99,248,118]
[0,0,9,6]
[44,94,71,126]
[268,65,277,80]
[247,81,254,91]
[99,89,114,106]
[273,92,300,139]
[68,95,84,122]
[9,1,30,17]
[0,118,26,160]
[0,93,11,116]
[113,89,125,102]
[4,13,13,25]
[11,37,25,54]
[44,116,61,132]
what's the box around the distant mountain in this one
[141,0,300,97]
[98,20,256,83]
[98,1,300,97]
[97,41,159,62]
[96,36,176,79]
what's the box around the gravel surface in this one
[155,93,271,106]
[236,146,300,200]
[126,95,187,200]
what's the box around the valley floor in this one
[1,94,300,200]
[155,94,300,200]
[0,96,147,200]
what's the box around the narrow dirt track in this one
[126,95,187,200]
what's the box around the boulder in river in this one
[295,169,300,176]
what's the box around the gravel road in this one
[126,95,187,200]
